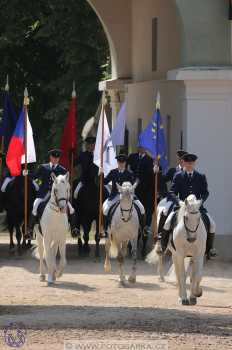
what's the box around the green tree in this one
[0,0,110,160]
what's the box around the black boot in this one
[26,214,37,239]
[103,215,109,238]
[0,191,5,213]
[69,213,80,238]
[206,232,217,259]
[156,229,170,255]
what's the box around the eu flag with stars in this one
[138,98,168,172]
[0,91,17,153]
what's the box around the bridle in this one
[120,191,134,223]
[120,202,134,222]
[50,188,68,212]
[184,210,200,243]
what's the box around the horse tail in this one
[146,247,159,265]
[110,235,118,258]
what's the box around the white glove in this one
[98,166,104,175]
[153,164,159,174]
[22,169,29,176]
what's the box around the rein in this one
[184,215,200,243]
[120,201,134,223]
[50,191,68,213]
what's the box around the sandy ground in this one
[0,236,231,350]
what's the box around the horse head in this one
[179,195,202,242]
[51,172,70,212]
[116,181,138,200]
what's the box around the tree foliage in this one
[0,0,110,160]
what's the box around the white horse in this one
[147,195,207,305]
[35,172,70,286]
[104,181,140,285]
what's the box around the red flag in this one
[60,94,77,170]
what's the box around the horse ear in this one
[184,198,188,206]
[132,180,139,191]
[116,182,122,193]
[51,172,57,183]
[65,172,70,182]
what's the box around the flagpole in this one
[98,92,106,238]
[0,76,9,180]
[23,87,29,239]
[70,81,76,203]
[153,92,160,241]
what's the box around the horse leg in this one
[15,225,22,254]
[56,240,66,278]
[44,234,55,285]
[158,254,165,282]
[189,257,197,305]
[128,239,137,284]
[104,237,111,273]
[172,253,189,305]
[83,222,91,256]
[141,232,148,259]
[118,244,126,285]
[9,226,15,252]
[193,255,204,299]
[36,230,46,282]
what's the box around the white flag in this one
[21,113,36,164]
[94,106,117,176]
[111,102,126,147]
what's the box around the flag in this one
[111,102,126,146]
[6,108,36,176]
[94,106,117,176]
[138,95,168,172]
[21,112,36,164]
[60,92,77,170]
[6,109,25,176]
[0,91,17,153]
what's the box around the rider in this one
[156,153,217,259]
[27,149,78,238]
[73,136,98,199]
[157,150,188,229]
[128,145,160,235]
[164,149,188,185]
[0,152,13,212]
[103,154,145,237]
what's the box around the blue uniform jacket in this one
[34,163,67,198]
[127,153,154,190]
[169,170,209,205]
[104,169,134,200]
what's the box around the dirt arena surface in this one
[0,239,231,350]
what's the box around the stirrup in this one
[207,248,218,259]
[143,226,152,237]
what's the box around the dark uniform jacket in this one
[169,170,209,205]
[104,169,134,200]
[127,153,154,190]
[164,166,182,184]
[34,163,67,198]
[75,151,98,183]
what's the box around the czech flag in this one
[6,109,25,176]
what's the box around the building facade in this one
[87,0,232,259]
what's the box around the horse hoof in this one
[83,243,90,255]
[179,298,189,305]
[159,276,165,283]
[118,279,126,287]
[22,242,27,250]
[39,275,46,282]
[128,276,136,284]
[194,288,203,298]
[47,281,54,287]
[9,244,15,252]
[104,264,111,273]
[26,241,33,249]
[189,297,197,305]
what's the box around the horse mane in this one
[177,201,186,222]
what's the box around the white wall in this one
[181,78,232,236]
[132,0,181,81]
